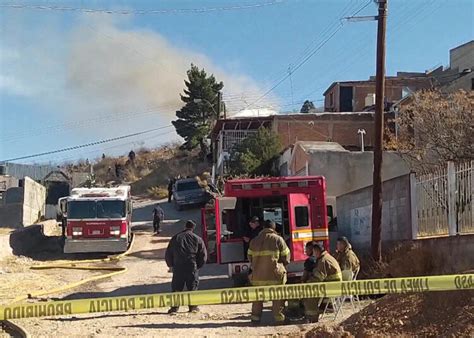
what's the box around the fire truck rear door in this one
[288,193,311,261]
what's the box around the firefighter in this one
[287,241,318,320]
[248,220,290,325]
[165,220,207,314]
[303,243,342,323]
[334,236,360,277]
[243,216,263,260]
[302,241,317,283]
[152,204,164,234]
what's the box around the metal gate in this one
[415,161,473,237]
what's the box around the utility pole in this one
[217,91,224,119]
[371,0,387,262]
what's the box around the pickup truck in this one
[173,178,209,211]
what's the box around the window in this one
[295,206,309,227]
[97,201,126,218]
[176,180,201,191]
[68,200,126,219]
[68,201,97,219]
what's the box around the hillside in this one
[66,144,211,196]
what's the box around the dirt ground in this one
[307,291,474,337]
[5,200,368,337]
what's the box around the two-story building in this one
[323,74,434,112]
[210,111,395,177]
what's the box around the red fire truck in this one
[201,176,329,285]
[59,186,133,254]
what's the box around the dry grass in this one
[147,186,169,199]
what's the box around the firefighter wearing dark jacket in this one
[248,220,290,324]
[165,220,207,314]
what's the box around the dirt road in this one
[9,200,367,336]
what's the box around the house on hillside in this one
[429,40,473,92]
[323,73,434,112]
[209,111,395,177]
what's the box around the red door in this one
[288,193,311,261]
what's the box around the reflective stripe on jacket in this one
[248,228,290,286]
[312,251,342,282]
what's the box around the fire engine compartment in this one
[202,176,329,268]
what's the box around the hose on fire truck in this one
[9,234,135,305]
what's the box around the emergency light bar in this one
[230,179,318,191]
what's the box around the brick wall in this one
[273,113,376,150]
[324,78,433,112]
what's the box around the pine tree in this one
[229,128,281,176]
[300,100,315,113]
[172,64,223,155]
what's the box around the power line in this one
[244,0,373,110]
[2,125,174,162]
[0,1,284,15]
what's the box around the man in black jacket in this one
[243,216,262,260]
[165,220,207,314]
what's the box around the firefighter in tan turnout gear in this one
[248,220,290,324]
[334,236,360,277]
[303,243,342,322]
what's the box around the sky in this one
[0,0,472,164]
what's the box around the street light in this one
[358,129,366,152]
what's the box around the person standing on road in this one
[165,220,207,314]
[167,178,175,203]
[334,236,360,277]
[248,220,290,325]
[303,243,342,323]
[243,216,262,260]
[152,204,164,234]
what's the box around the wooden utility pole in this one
[371,0,387,262]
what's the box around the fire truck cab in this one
[59,186,133,254]
[201,176,329,285]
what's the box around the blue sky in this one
[0,0,472,163]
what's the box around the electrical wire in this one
[2,125,174,162]
[0,1,284,15]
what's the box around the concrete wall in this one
[22,177,46,226]
[0,177,46,228]
[336,174,413,251]
[300,151,410,198]
[450,40,474,71]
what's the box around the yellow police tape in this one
[1,274,472,321]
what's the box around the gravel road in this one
[11,199,367,337]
